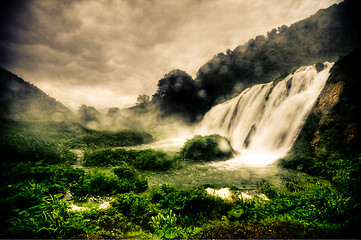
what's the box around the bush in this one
[150,184,228,224]
[113,163,137,178]
[70,171,147,198]
[13,162,84,183]
[83,148,174,171]
[149,210,181,239]
[179,134,233,161]
[0,134,76,164]
[133,149,174,170]
[67,130,154,148]
[111,192,151,217]
[258,178,349,224]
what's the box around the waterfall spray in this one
[198,62,334,166]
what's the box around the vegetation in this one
[67,129,154,149]
[132,0,360,121]
[0,118,154,150]
[1,1,360,238]
[83,148,175,171]
[70,171,148,198]
[194,0,360,111]
[0,67,73,121]
[180,134,234,161]
[278,49,361,237]
[151,69,208,122]
[0,113,360,238]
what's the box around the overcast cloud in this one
[0,0,341,111]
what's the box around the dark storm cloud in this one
[0,0,31,65]
[0,0,341,110]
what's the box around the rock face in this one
[315,81,344,122]
[283,49,361,170]
[311,81,344,145]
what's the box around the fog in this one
[0,0,341,111]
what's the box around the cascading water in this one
[198,62,334,166]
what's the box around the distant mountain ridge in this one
[0,67,74,121]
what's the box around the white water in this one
[198,62,334,166]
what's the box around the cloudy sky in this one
[0,0,341,111]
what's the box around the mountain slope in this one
[194,0,360,111]
[0,67,74,121]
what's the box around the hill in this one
[0,67,74,121]
[148,0,360,121]
[195,0,360,107]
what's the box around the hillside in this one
[195,0,360,108]
[0,67,74,121]
[148,0,360,121]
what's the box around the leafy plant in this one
[9,193,93,238]
[227,205,245,220]
[149,210,199,239]
[111,192,150,217]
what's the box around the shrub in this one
[179,134,233,161]
[113,163,137,178]
[258,179,350,224]
[83,148,174,171]
[0,134,75,164]
[132,149,174,170]
[150,184,228,224]
[67,130,154,148]
[70,171,147,198]
[111,192,150,217]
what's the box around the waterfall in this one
[198,62,334,166]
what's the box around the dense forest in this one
[0,0,361,239]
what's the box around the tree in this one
[152,69,207,121]
[107,107,120,117]
[136,94,150,106]
[77,104,100,125]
